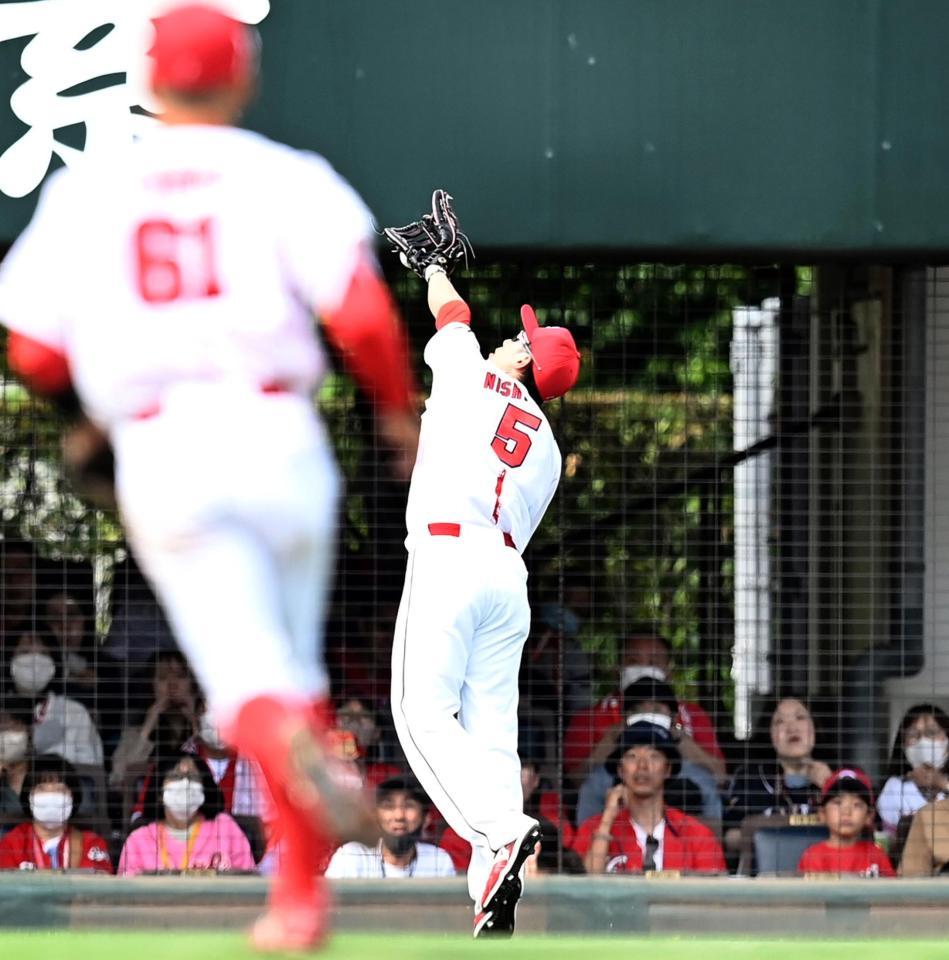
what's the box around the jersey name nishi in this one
[0,124,372,427]
[404,319,561,552]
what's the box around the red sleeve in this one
[6,331,71,396]
[0,824,31,869]
[679,702,725,761]
[435,300,471,330]
[571,815,600,858]
[321,257,416,413]
[564,703,622,775]
[564,709,597,775]
[688,820,726,873]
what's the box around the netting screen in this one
[0,260,941,878]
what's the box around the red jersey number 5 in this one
[134,218,222,304]
[492,403,542,468]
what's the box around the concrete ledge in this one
[2,874,949,936]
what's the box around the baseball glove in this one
[383,189,474,278]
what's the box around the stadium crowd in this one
[1,538,948,879]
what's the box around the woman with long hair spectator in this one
[117,753,254,875]
[723,697,833,855]
[878,704,949,837]
[0,755,111,871]
[0,708,33,817]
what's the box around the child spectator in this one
[574,719,725,874]
[798,768,894,877]
[877,704,949,837]
[0,756,111,872]
[326,776,455,879]
[117,753,254,875]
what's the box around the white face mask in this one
[30,791,72,829]
[620,665,666,690]
[162,778,205,820]
[905,737,949,771]
[0,730,29,763]
[10,652,56,695]
[198,712,227,751]
[626,711,672,731]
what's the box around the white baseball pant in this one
[390,528,536,903]
[112,384,339,724]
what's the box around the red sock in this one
[230,695,333,907]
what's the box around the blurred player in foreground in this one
[0,4,417,951]
[384,192,581,937]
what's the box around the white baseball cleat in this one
[472,820,541,939]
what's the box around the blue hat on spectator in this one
[607,717,681,779]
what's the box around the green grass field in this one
[1,932,947,960]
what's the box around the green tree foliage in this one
[0,261,778,711]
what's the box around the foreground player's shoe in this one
[473,820,541,939]
[288,726,380,847]
[251,899,328,953]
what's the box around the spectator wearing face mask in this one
[325,776,455,879]
[0,709,33,817]
[118,753,254,876]
[0,756,111,872]
[574,678,718,825]
[563,634,726,788]
[5,633,103,768]
[877,704,949,838]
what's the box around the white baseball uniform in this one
[0,122,375,723]
[390,300,561,903]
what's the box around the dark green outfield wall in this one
[2,1,949,254]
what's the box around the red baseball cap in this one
[520,304,581,401]
[820,767,874,806]
[149,4,257,93]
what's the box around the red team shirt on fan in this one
[572,807,726,874]
[0,823,112,872]
[797,840,895,877]
[405,300,560,551]
[0,124,373,427]
[564,694,724,775]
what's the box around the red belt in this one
[132,382,291,421]
[428,522,516,550]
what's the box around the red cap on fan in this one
[149,4,256,93]
[520,304,581,401]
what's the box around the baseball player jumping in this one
[0,5,417,951]
[384,192,581,937]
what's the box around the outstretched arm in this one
[426,267,472,330]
